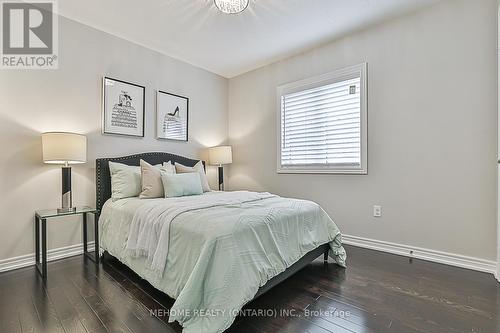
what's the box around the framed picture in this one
[156,90,189,141]
[102,77,145,137]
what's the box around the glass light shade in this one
[214,0,249,14]
[209,146,233,165]
[42,132,87,164]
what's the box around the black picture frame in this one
[102,76,145,138]
[156,90,189,142]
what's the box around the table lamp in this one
[42,132,87,212]
[208,146,232,191]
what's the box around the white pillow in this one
[175,161,211,192]
[139,160,175,199]
[162,161,176,174]
[109,161,141,201]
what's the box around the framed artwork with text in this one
[102,77,145,137]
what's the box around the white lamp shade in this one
[42,132,87,164]
[208,146,232,165]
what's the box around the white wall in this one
[496,0,500,280]
[0,0,496,267]
[0,17,228,262]
[228,0,498,260]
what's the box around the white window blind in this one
[277,64,367,174]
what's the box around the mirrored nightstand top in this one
[35,206,96,219]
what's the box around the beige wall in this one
[228,0,498,260]
[0,17,228,261]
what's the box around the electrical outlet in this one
[373,205,382,217]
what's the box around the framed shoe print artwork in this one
[156,90,189,141]
[102,77,145,137]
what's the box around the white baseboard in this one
[0,241,95,273]
[342,234,497,276]
[1,235,497,280]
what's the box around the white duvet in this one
[99,190,346,333]
[125,191,276,275]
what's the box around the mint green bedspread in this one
[100,191,346,333]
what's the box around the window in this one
[277,63,367,174]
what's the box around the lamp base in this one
[218,166,224,191]
[60,166,74,213]
[57,207,76,214]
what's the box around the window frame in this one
[276,63,368,175]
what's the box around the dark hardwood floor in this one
[0,245,498,333]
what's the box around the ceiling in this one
[58,0,441,78]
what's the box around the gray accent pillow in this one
[175,161,211,192]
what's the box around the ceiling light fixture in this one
[214,0,249,14]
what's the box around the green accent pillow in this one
[175,161,211,192]
[161,173,203,198]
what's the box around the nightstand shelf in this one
[34,206,99,278]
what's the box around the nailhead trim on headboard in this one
[95,152,204,214]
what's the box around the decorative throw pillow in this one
[175,161,211,192]
[109,161,142,201]
[139,160,175,199]
[161,173,203,198]
[162,161,176,174]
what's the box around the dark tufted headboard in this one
[95,152,204,214]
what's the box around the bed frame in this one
[95,152,330,300]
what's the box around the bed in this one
[96,152,346,333]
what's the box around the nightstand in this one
[34,206,99,278]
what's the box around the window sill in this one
[277,168,367,175]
